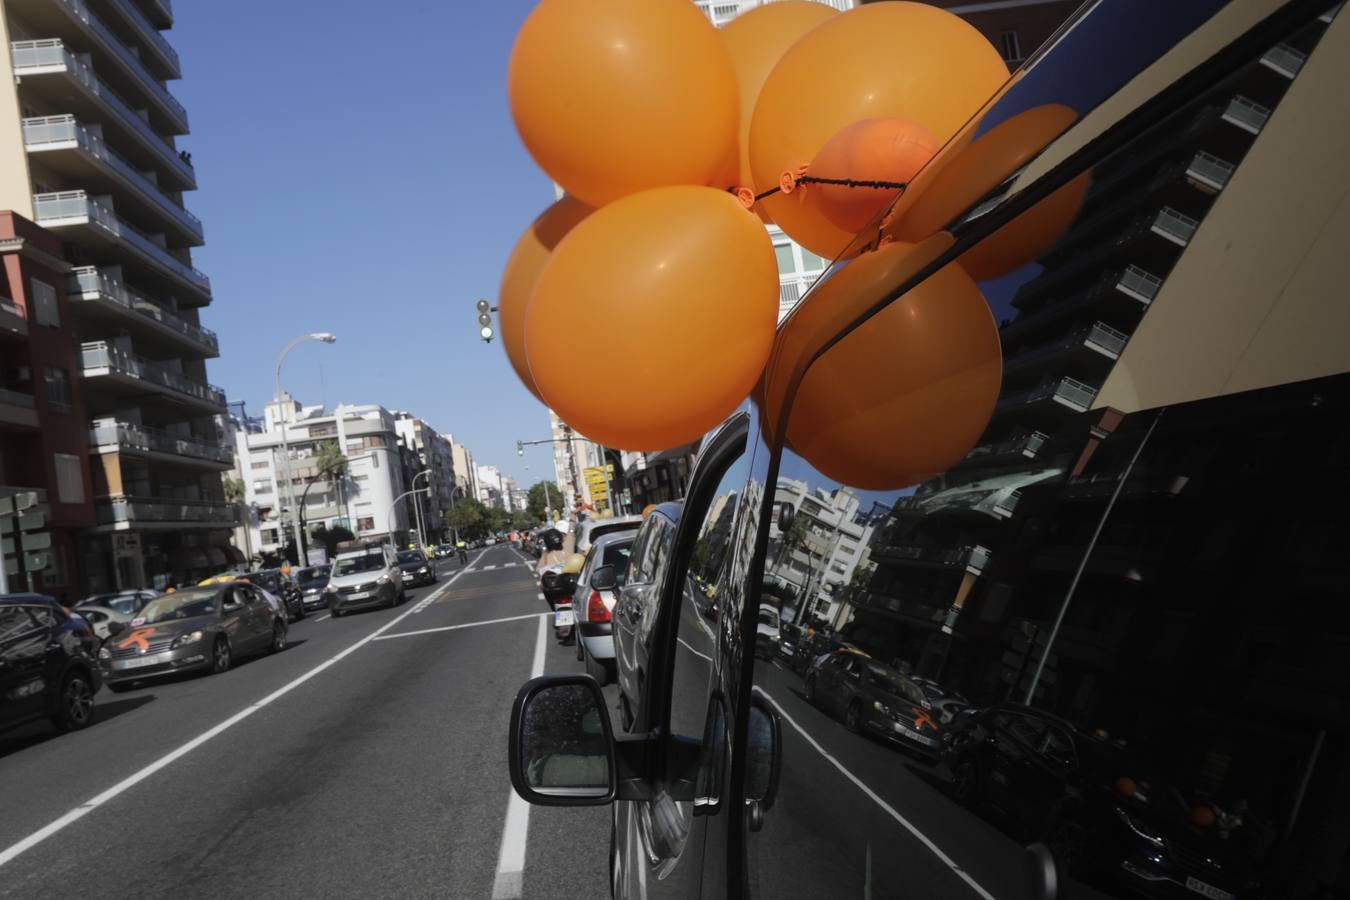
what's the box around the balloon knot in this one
[734,187,756,210]
[779,166,809,196]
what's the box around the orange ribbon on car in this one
[911,707,939,731]
[116,627,158,652]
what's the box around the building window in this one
[260,528,279,545]
[53,453,84,504]
[30,278,59,328]
[346,436,387,453]
[357,516,375,532]
[773,243,795,274]
[352,474,369,482]
[250,460,269,470]
[1001,30,1023,65]
[252,480,274,494]
[43,367,72,414]
[308,423,337,438]
[800,250,827,272]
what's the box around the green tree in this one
[485,505,511,536]
[527,481,564,523]
[444,498,488,539]
[222,475,245,503]
[510,510,535,531]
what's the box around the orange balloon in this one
[508,0,738,207]
[750,2,1008,259]
[890,104,1084,279]
[499,197,594,402]
[718,1,841,218]
[805,117,940,235]
[786,241,1001,490]
[525,187,777,451]
[958,169,1091,281]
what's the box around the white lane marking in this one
[677,637,713,663]
[0,550,489,871]
[753,687,996,900]
[536,593,545,602]
[484,564,497,571]
[491,613,549,899]
[314,614,331,622]
[374,612,550,641]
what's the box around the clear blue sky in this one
[173,1,559,488]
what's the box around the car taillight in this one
[587,590,610,623]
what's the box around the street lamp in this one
[275,332,336,564]
[410,469,432,549]
[385,487,429,552]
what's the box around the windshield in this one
[296,567,326,582]
[397,551,425,564]
[863,664,920,700]
[139,589,218,623]
[333,555,385,576]
[758,608,779,628]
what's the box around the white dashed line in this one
[753,687,996,900]
[491,613,549,898]
[314,614,331,622]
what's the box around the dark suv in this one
[1,593,100,734]
[505,4,1349,898]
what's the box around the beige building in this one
[0,0,229,589]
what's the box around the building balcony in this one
[1149,206,1199,247]
[1260,43,1306,79]
[32,191,209,302]
[10,40,194,190]
[100,0,180,79]
[0,387,39,428]
[11,0,187,131]
[69,266,216,357]
[24,116,202,244]
[1115,264,1162,305]
[964,430,1049,465]
[79,340,225,412]
[0,298,27,339]
[992,490,1022,520]
[1184,151,1235,194]
[995,375,1099,417]
[90,419,232,468]
[1061,467,1190,503]
[1004,321,1129,379]
[1222,95,1271,135]
[871,542,991,575]
[138,0,173,28]
[94,496,237,531]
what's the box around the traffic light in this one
[516,440,524,456]
[476,298,494,343]
[1,490,51,590]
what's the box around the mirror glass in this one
[590,565,616,591]
[519,682,611,797]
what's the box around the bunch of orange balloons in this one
[497,0,1077,468]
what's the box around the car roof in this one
[589,531,634,551]
[0,592,59,606]
[649,501,683,524]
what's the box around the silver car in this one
[570,532,634,685]
[98,582,288,691]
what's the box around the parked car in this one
[396,549,438,587]
[503,5,1341,897]
[293,566,331,612]
[570,532,634,685]
[754,603,782,660]
[98,581,288,691]
[71,604,134,642]
[776,621,804,665]
[323,544,403,616]
[74,589,158,618]
[804,651,950,759]
[1,593,100,734]
[574,515,642,555]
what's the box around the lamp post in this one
[410,469,431,549]
[275,332,336,564]
[385,487,429,552]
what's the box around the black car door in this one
[0,605,50,726]
[613,415,752,900]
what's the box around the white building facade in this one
[764,477,873,626]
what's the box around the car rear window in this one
[602,542,632,586]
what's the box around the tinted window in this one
[333,554,385,576]
[601,541,633,587]
[142,590,219,622]
[0,606,38,643]
[397,551,424,564]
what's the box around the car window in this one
[601,541,633,587]
[397,551,423,564]
[107,596,139,616]
[243,586,270,609]
[143,589,220,622]
[0,606,40,643]
[1039,726,1076,769]
[333,554,385,576]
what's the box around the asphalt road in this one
[0,544,610,900]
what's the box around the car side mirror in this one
[106,620,126,637]
[590,565,616,591]
[510,675,617,806]
[1022,843,1063,900]
[745,696,782,832]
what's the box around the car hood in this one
[114,614,216,649]
[398,561,429,571]
[328,571,385,587]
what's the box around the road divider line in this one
[314,614,331,622]
[491,613,549,899]
[752,687,995,900]
[677,637,713,663]
[374,612,549,641]
[0,547,490,871]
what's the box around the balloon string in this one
[747,177,909,203]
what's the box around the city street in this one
[0,545,609,900]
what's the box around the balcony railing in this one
[1084,321,1129,357]
[992,490,1022,519]
[23,116,202,240]
[873,542,991,574]
[96,496,237,526]
[9,40,194,186]
[0,387,37,409]
[49,0,188,129]
[1186,151,1235,193]
[1261,43,1306,78]
[999,376,1098,414]
[1151,207,1199,246]
[141,0,173,26]
[1116,265,1162,304]
[105,0,179,75]
[967,430,1048,462]
[90,420,233,465]
[1222,96,1271,134]
[32,191,210,296]
[69,267,216,353]
[79,340,225,408]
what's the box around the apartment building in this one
[0,0,230,590]
[393,411,458,542]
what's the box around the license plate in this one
[117,652,168,669]
[1185,877,1233,900]
[554,609,575,627]
[349,591,368,600]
